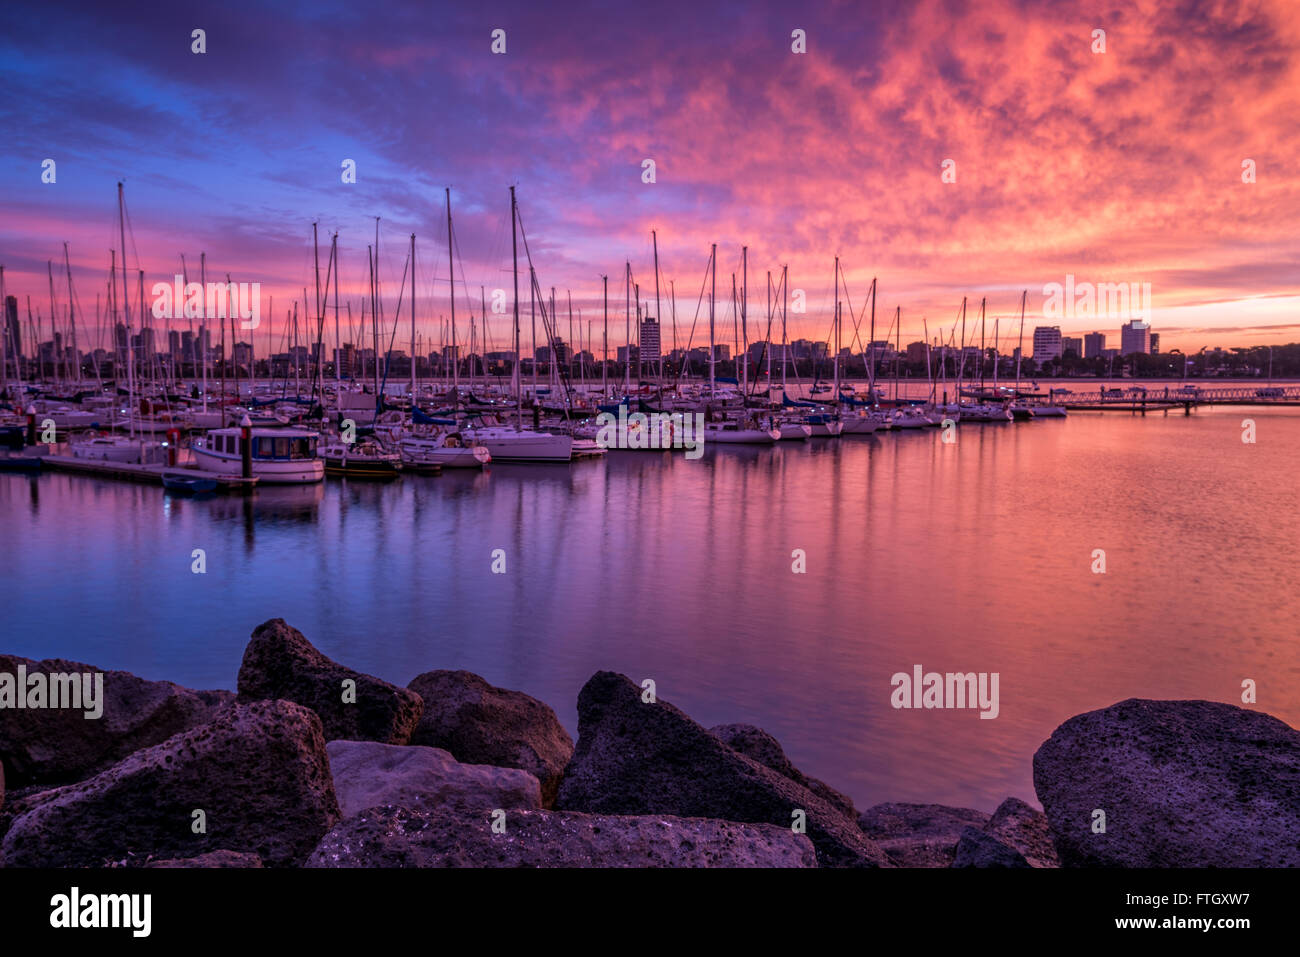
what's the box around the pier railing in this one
[1055,384,1300,411]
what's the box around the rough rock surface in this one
[326,740,541,818]
[407,670,573,807]
[856,802,991,867]
[146,850,263,868]
[237,619,422,745]
[1033,698,1300,867]
[952,826,1031,867]
[0,700,340,868]
[555,671,890,867]
[709,723,857,818]
[984,797,1059,867]
[306,805,818,867]
[0,653,233,788]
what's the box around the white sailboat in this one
[400,430,491,469]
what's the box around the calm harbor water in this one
[3,403,1299,813]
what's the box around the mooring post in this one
[240,414,253,479]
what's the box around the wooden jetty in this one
[1060,384,1300,413]
[35,454,259,491]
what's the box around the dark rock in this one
[856,802,991,867]
[407,670,573,807]
[0,786,56,846]
[984,797,1059,867]
[237,619,422,745]
[555,671,891,867]
[952,826,1031,867]
[146,850,263,868]
[326,740,541,818]
[1034,698,1300,867]
[306,805,818,867]
[710,723,857,818]
[0,700,340,868]
[0,653,233,788]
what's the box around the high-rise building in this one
[335,343,355,378]
[1149,333,1160,354]
[1061,336,1083,358]
[1120,320,1151,355]
[1084,331,1106,359]
[1032,325,1062,361]
[639,316,661,364]
[906,341,929,364]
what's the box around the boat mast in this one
[781,264,788,393]
[924,316,933,403]
[411,230,418,419]
[446,187,457,401]
[1015,289,1026,392]
[957,296,967,399]
[510,186,522,431]
[652,230,662,388]
[117,183,135,439]
[602,274,608,397]
[709,244,716,397]
[334,234,341,388]
[992,316,1000,392]
[894,306,900,402]
[199,252,208,414]
[624,260,631,394]
[867,276,876,402]
[63,244,79,384]
[833,255,840,406]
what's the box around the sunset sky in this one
[2,0,1298,359]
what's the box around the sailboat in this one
[461,187,572,462]
[71,184,165,465]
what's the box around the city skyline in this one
[3,0,1299,360]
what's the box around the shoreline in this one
[3,618,1296,868]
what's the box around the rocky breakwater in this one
[3,621,1297,867]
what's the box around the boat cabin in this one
[200,428,319,460]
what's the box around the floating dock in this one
[34,454,259,490]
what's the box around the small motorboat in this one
[319,438,403,479]
[400,430,492,470]
[161,470,219,494]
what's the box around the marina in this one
[4,404,1298,812]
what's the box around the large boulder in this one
[326,740,541,818]
[710,723,857,818]
[0,653,233,788]
[1034,698,1300,867]
[407,670,573,807]
[555,671,890,867]
[0,700,340,868]
[146,850,263,868]
[983,797,1059,867]
[237,619,422,745]
[952,826,1031,868]
[856,802,990,867]
[306,805,817,867]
